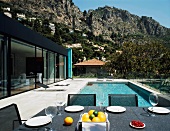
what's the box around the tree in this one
[105,42,170,78]
[41,19,51,34]
[33,19,42,32]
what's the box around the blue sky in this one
[73,0,170,28]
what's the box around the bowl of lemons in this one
[81,110,107,122]
[78,110,110,130]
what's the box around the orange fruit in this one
[88,110,95,116]
[82,114,90,121]
[98,113,106,122]
[92,117,101,122]
[64,117,73,125]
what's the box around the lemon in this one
[82,118,91,122]
[98,113,106,122]
[82,114,89,121]
[64,117,73,126]
[88,110,95,116]
[92,117,101,122]
[98,111,105,116]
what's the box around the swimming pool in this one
[79,82,152,107]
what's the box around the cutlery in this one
[143,108,151,116]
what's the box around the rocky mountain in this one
[1,0,170,39]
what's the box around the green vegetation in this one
[105,42,170,79]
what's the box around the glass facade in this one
[0,35,68,99]
[11,39,36,95]
[59,55,66,80]
[43,50,54,84]
[55,54,60,82]
[0,14,69,99]
[36,47,43,84]
[0,35,8,98]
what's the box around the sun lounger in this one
[106,76,114,81]
[55,83,70,86]
[36,83,49,90]
[97,78,105,81]
[158,79,170,93]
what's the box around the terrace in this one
[0,78,170,120]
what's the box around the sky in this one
[73,0,170,28]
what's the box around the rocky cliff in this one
[1,0,169,38]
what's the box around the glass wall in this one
[43,50,55,84]
[0,14,68,99]
[43,49,48,84]
[55,53,59,82]
[59,55,66,80]
[49,51,55,84]
[36,47,43,83]
[11,39,35,95]
[0,35,8,98]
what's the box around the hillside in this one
[1,0,170,37]
[1,0,170,78]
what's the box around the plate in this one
[65,106,84,112]
[25,116,51,127]
[130,121,145,129]
[106,106,126,113]
[148,107,170,114]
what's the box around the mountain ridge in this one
[1,0,169,39]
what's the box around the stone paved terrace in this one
[0,78,167,120]
[0,79,88,119]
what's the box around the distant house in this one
[74,58,105,76]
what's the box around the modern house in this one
[0,13,72,99]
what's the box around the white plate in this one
[148,107,170,114]
[130,121,145,129]
[106,106,126,113]
[65,106,84,112]
[25,116,51,127]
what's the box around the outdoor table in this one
[14,106,170,131]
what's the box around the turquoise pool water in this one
[79,83,151,107]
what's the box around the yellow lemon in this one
[82,114,90,121]
[98,114,106,122]
[92,117,101,122]
[88,110,95,116]
[98,111,105,116]
[82,118,91,122]
[64,117,73,126]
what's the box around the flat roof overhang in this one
[0,13,67,56]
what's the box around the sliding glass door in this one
[11,39,35,95]
[0,35,8,98]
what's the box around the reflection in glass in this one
[11,39,35,95]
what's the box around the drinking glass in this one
[98,93,105,110]
[56,93,65,115]
[45,105,58,131]
[149,93,159,117]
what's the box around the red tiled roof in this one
[74,58,105,66]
